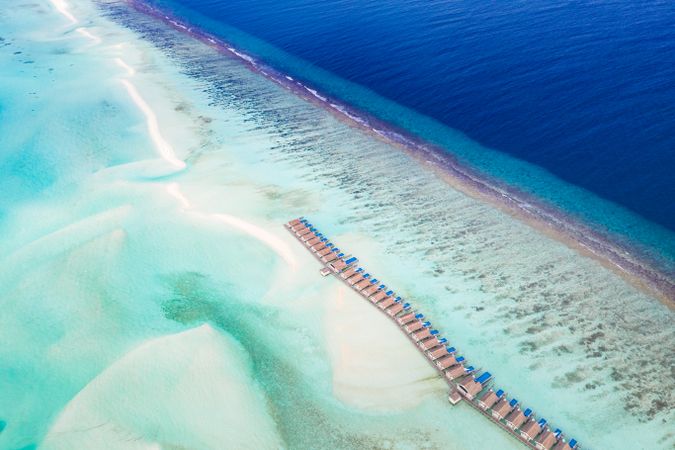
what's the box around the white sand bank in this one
[48,0,77,25]
[40,325,283,450]
[165,182,298,270]
[324,283,446,411]
[120,79,186,171]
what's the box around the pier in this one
[286,217,582,450]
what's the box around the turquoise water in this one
[137,0,675,283]
[0,1,673,449]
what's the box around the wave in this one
[123,0,674,303]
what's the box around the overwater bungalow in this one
[369,290,389,303]
[345,256,358,266]
[386,301,409,316]
[355,276,375,289]
[321,250,342,263]
[428,346,448,361]
[412,328,438,342]
[436,354,465,370]
[404,320,430,334]
[305,235,323,247]
[458,372,492,400]
[316,247,333,258]
[310,239,328,252]
[492,398,517,420]
[535,428,562,450]
[292,225,308,235]
[379,292,397,303]
[330,259,347,271]
[331,256,357,272]
[347,272,366,285]
[505,407,532,430]
[310,242,331,253]
[396,312,418,326]
[419,336,447,351]
[353,277,373,290]
[445,364,474,380]
[305,236,321,247]
[296,227,313,237]
[552,438,578,450]
[321,252,341,264]
[368,284,394,303]
[427,345,455,361]
[310,243,326,253]
[378,297,397,310]
[287,218,303,227]
[375,295,393,306]
[290,222,307,232]
[301,233,319,243]
[402,319,421,333]
[340,267,360,279]
[361,282,384,296]
[477,388,504,410]
[521,418,547,441]
[300,229,317,241]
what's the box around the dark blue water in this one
[147,0,675,233]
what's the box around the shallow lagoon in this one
[0,1,672,449]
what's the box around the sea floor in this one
[0,1,673,449]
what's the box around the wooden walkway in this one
[285,217,582,450]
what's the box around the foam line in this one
[166,183,191,209]
[119,79,186,170]
[115,57,136,76]
[212,214,297,269]
[76,27,102,45]
[165,183,297,268]
[49,0,78,25]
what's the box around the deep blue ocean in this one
[145,0,675,262]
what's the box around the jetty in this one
[285,217,583,450]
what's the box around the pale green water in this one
[0,1,673,449]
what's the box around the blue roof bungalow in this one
[535,428,562,450]
[491,398,517,420]
[347,271,368,285]
[427,345,455,361]
[339,266,361,279]
[458,371,492,400]
[552,438,579,450]
[396,312,419,326]
[287,218,304,227]
[404,319,430,334]
[445,364,474,381]
[330,256,357,272]
[386,300,410,317]
[505,407,533,430]
[477,388,504,410]
[419,336,447,351]
[520,417,547,441]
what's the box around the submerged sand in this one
[41,325,284,450]
[325,283,445,411]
